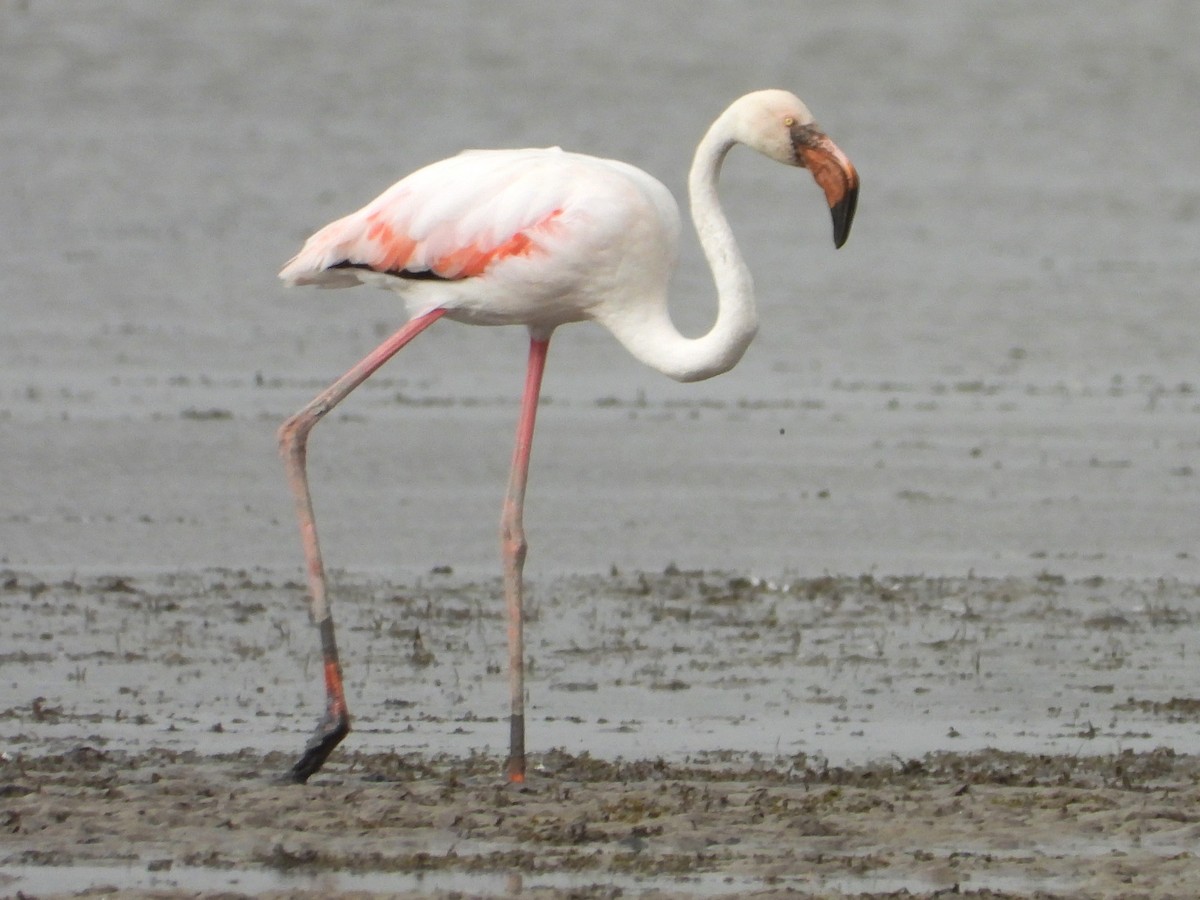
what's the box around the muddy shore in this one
[4,569,1200,898]
[4,744,1200,899]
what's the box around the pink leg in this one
[279,307,446,783]
[501,333,551,783]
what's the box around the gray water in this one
[2,1,1198,578]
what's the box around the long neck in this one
[607,117,759,384]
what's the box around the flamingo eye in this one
[783,116,796,127]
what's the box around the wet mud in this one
[3,569,1200,898]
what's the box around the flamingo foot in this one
[289,705,351,784]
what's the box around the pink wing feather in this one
[279,149,572,287]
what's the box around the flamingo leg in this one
[279,307,447,783]
[500,333,551,783]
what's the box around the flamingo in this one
[277,89,858,784]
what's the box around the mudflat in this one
[4,569,1200,897]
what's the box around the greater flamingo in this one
[277,89,858,784]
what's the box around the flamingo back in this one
[280,147,681,328]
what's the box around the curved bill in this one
[794,127,860,248]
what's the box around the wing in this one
[279,148,577,287]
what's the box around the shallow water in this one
[0,862,749,897]
[0,859,1084,898]
[1,1,1198,581]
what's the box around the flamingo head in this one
[731,89,859,248]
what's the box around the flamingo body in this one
[280,148,681,335]
[276,89,858,783]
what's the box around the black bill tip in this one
[831,181,858,249]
